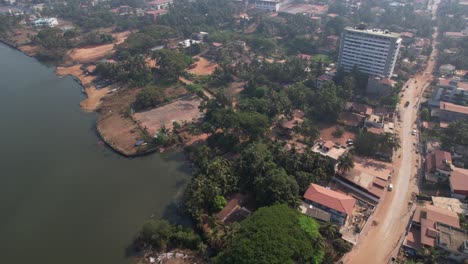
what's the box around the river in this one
[0,43,190,263]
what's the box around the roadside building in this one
[428,79,468,109]
[302,183,356,225]
[434,101,468,122]
[425,150,453,183]
[450,168,468,200]
[444,32,467,40]
[364,113,384,128]
[334,156,392,203]
[338,26,401,78]
[255,0,281,12]
[403,205,461,257]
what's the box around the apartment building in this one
[338,26,402,78]
[255,0,281,12]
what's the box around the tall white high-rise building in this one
[338,26,402,78]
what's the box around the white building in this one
[33,18,58,28]
[146,0,173,10]
[255,0,281,12]
[338,26,402,78]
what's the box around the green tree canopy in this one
[214,204,325,264]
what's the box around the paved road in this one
[343,1,440,263]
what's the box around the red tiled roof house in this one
[303,183,356,225]
[450,168,468,200]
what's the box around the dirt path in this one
[67,31,130,63]
[343,1,440,262]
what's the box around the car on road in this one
[412,129,417,135]
[388,184,393,191]
[405,101,410,107]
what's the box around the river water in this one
[0,43,190,264]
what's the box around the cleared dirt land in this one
[133,94,204,136]
[96,88,145,156]
[68,31,130,63]
[318,124,356,145]
[56,64,110,111]
[187,56,218,75]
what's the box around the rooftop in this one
[440,101,468,115]
[303,183,356,215]
[312,141,349,161]
[345,26,401,39]
[436,223,468,254]
[432,196,468,216]
[450,168,468,193]
[410,205,460,248]
[299,201,331,222]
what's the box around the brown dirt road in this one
[343,1,440,263]
[67,31,130,63]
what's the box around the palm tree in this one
[337,153,354,175]
[320,222,338,240]
[418,247,442,264]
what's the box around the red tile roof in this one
[440,101,468,115]
[412,205,460,247]
[303,184,356,215]
[434,150,452,171]
[450,168,468,195]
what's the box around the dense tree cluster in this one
[214,204,325,264]
[32,28,72,61]
[95,55,152,86]
[140,219,202,251]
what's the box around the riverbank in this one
[0,42,192,264]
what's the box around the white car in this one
[412,129,417,135]
[388,184,393,191]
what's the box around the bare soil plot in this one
[96,88,145,156]
[97,113,142,156]
[318,124,356,145]
[133,94,204,136]
[68,31,130,63]
[187,56,218,75]
[18,45,40,56]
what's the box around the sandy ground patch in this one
[97,113,143,156]
[318,124,356,145]
[133,94,204,136]
[56,64,110,111]
[18,45,40,56]
[68,30,130,63]
[96,88,145,156]
[187,56,218,75]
